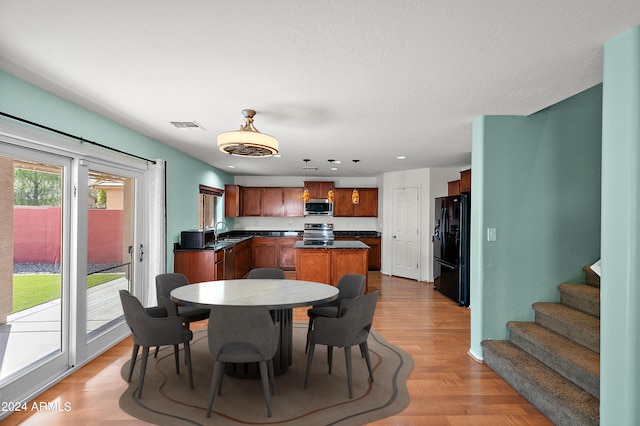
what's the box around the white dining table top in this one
[170,279,339,310]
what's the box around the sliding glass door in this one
[0,127,148,414]
[0,146,72,405]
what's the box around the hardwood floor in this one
[4,273,552,425]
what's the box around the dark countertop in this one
[293,240,370,249]
[175,229,380,251]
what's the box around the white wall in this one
[381,167,463,281]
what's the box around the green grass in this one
[12,273,125,314]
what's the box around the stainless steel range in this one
[303,223,334,245]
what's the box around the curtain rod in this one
[0,111,156,164]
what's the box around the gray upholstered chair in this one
[306,274,366,352]
[156,273,210,327]
[119,289,194,398]
[304,291,379,399]
[206,306,280,418]
[247,268,286,279]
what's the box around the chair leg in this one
[305,317,314,353]
[184,341,194,389]
[154,346,159,358]
[137,346,150,399]
[345,346,353,399]
[258,360,272,417]
[268,359,276,395]
[127,343,139,382]
[207,361,225,418]
[361,341,374,382]
[173,344,180,375]
[304,343,315,389]
[327,346,333,374]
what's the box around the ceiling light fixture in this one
[352,160,360,205]
[302,159,311,202]
[217,109,278,157]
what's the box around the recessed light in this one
[227,165,236,168]
[331,167,338,171]
[396,156,407,160]
[334,160,342,164]
[274,154,282,158]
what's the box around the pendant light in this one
[352,160,360,205]
[302,159,311,202]
[327,159,335,203]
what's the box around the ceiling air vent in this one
[170,121,206,130]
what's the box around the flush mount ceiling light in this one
[217,109,278,157]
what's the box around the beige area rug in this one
[119,323,413,425]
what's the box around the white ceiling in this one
[1,1,639,178]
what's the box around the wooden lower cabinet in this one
[335,237,380,270]
[174,250,219,283]
[252,237,299,271]
[295,248,369,292]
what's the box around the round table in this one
[170,279,338,376]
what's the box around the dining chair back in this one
[119,289,193,398]
[247,268,286,279]
[206,306,280,418]
[306,273,366,352]
[304,290,379,398]
[156,273,210,326]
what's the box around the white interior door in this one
[391,186,420,280]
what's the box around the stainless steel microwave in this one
[304,199,333,216]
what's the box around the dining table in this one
[170,278,339,377]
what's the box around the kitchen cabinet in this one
[448,180,460,196]
[262,187,283,216]
[335,237,381,270]
[303,181,334,200]
[174,250,219,283]
[252,237,299,270]
[241,187,263,216]
[224,184,241,217]
[295,242,369,292]
[283,187,304,216]
[460,169,471,193]
[234,239,252,278]
[333,187,378,217]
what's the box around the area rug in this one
[119,323,413,425]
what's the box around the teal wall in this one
[469,85,603,358]
[600,25,640,425]
[0,71,233,271]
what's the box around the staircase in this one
[482,266,600,426]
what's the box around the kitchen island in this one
[294,240,370,292]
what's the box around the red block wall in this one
[13,206,124,265]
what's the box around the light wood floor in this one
[4,273,552,425]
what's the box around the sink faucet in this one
[213,221,229,241]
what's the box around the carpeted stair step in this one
[533,302,600,353]
[482,340,599,426]
[582,265,600,288]
[507,322,599,398]
[558,283,600,318]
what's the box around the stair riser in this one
[483,342,599,426]
[560,293,600,318]
[535,311,600,353]
[509,329,599,398]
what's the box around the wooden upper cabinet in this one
[460,169,471,193]
[241,187,263,216]
[304,181,334,200]
[283,187,304,217]
[262,187,284,216]
[333,187,378,217]
[448,180,460,196]
[224,184,241,217]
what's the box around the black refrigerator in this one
[433,193,470,306]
